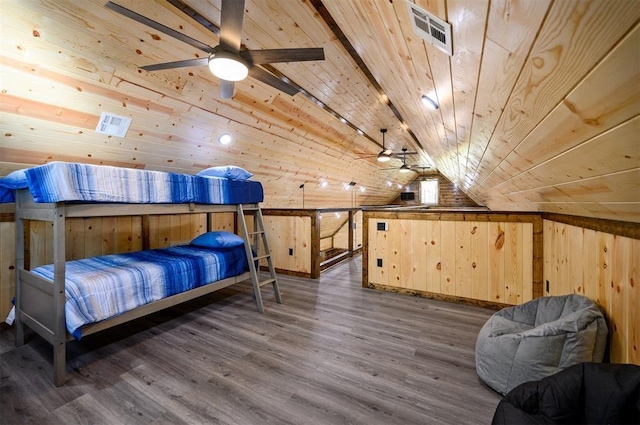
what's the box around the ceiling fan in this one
[106,0,325,98]
[357,129,418,162]
[381,148,419,173]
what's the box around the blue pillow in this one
[196,165,253,180]
[190,231,245,248]
[0,169,28,189]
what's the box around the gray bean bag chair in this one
[475,294,608,395]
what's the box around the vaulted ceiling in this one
[1,0,638,221]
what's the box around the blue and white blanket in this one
[0,162,263,204]
[31,244,249,339]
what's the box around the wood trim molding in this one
[542,213,640,240]
[367,283,510,311]
[0,213,14,222]
[363,210,542,223]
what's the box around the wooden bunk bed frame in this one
[13,189,281,386]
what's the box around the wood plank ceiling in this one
[0,0,638,222]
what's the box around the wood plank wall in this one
[0,221,16,323]
[258,215,312,276]
[544,219,639,365]
[332,210,363,250]
[391,173,479,207]
[364,211,543,309]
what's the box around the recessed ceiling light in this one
[217,133,232,145]
[321,181,328,188]
[359,186,366,192]
[421,95,439,110]
[357,129,364,135]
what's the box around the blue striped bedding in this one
[0,162,263,204]
[31,244,249,339]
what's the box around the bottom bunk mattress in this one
[30,245,249,339]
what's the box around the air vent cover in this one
[406,1,453,56]
[95,112,132,138]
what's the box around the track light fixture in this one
[421,95,439,110]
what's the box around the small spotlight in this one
[357,129,364,136]
[321,181,328,188]
[218,133,232,145]
[359,186,366,192]
[421,95,439,110]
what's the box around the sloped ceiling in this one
[0,0,638,222]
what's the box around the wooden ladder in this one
[237,204,282,313]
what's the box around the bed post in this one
[52,203,67,386]
[14,195,25,346]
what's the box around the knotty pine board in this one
[367,218,534,303]
[544,219,639,364]
[0,222,16,322]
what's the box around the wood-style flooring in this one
[0,255,502,424]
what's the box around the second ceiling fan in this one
[106,0,325,98]
[357,129,418,162]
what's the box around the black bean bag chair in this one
[492,362,640,425]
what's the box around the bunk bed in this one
[1,162,281,386]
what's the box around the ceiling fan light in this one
[377,152,391,162]
[208,52,249,81]
[399,164,412,173]
[421,95,439,110]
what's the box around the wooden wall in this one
[365,211,542,307]
[257,215,312,276]
[0,221,16,323]
[391,173,479,208]
[544,219,639,364]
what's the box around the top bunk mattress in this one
[0,162,263,204]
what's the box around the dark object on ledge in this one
[492,362,640,425]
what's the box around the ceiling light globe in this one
[377,153,391,162]
[399,165,412,173]
[421,95,439,110]
[208,52,249,81]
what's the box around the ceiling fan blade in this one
[220,0,245,53]
[220,80,235,99]
[248,67,299,96]
[140,57,209,71]
[390,151,418,156]
[106,2,214,53]
[241,48,325,64]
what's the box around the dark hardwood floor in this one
[0,255,502,424]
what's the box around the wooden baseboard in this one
[259,266,312,279]
[367,282,511,311]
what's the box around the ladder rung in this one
[242,206,259,211]
[253,254,270,261]
[259,278,276,287]
[248,231,265,236]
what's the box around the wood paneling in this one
[391,172,479,207]
[544,219,639,364]
[0,222,16,322]
[0,0,638,222]
[261,216,312,275]
[366,213,536,305]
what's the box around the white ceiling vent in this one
[95,112,132,138]
[406,1,453,56]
